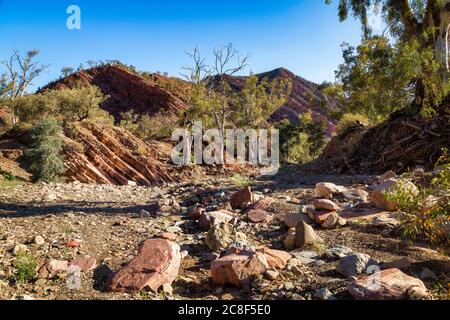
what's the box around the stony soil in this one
[0,166,448,300]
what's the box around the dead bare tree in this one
[213,43,249,76]
[1,49,49,124]
[180,45,211,86]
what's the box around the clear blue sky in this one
[0,0,363,91]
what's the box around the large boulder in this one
[107,239,181,293]
[337,253,378,277]
[348,268,428,300]
[211,252,269,287]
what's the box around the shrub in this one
[15,252,38,283]
[384,160,449,244]
[25,118,66,182]
[335,113,369,136]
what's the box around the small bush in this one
[384,161,449,244]
[15,253,38,283]
[25,118,66,182]
[335,113,369,136]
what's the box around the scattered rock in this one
[420,268,437,280]
[284,228,296,250]
[295,221,318,248]
[205,222,234,252]
[69,256,97,272]
[13,244,27,255]
[38,259,69,278]
[314,288,333,300]
[65,240,80,248]
[291,251,319,265]
[314,199,340,211]
[230,187,253,209]
[337,253,378,277]
[246,197,274,212]
[325,246,354,260]
[322,212,340,229]
[198,210,233,230]
[107,239,181,292]
[158,232,177,241]
[378,171,397,184]
[381,257,412,270]
[258,247,291,269]
[211,252,269,287]
[371,179,417,211]
[188,207,205,220]
[284,212,311,228]
[247,209,273,223]
[264,269,279,281]
[348,268,428,300]
[315,182,346,198]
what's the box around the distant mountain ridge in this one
[42,65,341,133]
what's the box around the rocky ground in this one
[0,166,448,301]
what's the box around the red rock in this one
[198,210,233,230]
[247,209,273,223]
[313,199,340,211]
[230,187,253,209]
[258,247,292,269]
[70,256,97,272]
[188,207,205,220]
[315,211,335,224]
[348,268,428,300]
[107,239,181,293]
[211,252,269,287]
[246,198,275,212]
[158,232,177,241]
[65,240,80,248]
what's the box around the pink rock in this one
[230,187,253,209]
[158,232,177,241]
[198,210,233,230]
[258,247,292,269]
[38,259,69,278]
[315,211,335,224]
[314,199,340,211]
[247,209,273,223]
[70,256,97,272]
[378,171,397,184]
[107,239,181,293]
[246,198,275,212]
[348,268,428,300]
[211,252,269,287]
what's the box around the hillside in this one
[42,65,341,132]
[42,65,189,122]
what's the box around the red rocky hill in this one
[42,65,189,122]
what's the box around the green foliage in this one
[25,118,66,183]
[120,110,179,140]
[4,83,113,126]
[15,252,38,283]
[0,170,16,181]
[384,163,450,244]
[234,75,292,128]
[230,173,251,188]
[335,113,369,136]
[277,119,312,164]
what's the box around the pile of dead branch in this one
[303,111,450,175]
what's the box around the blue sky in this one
[0,0,363,91]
